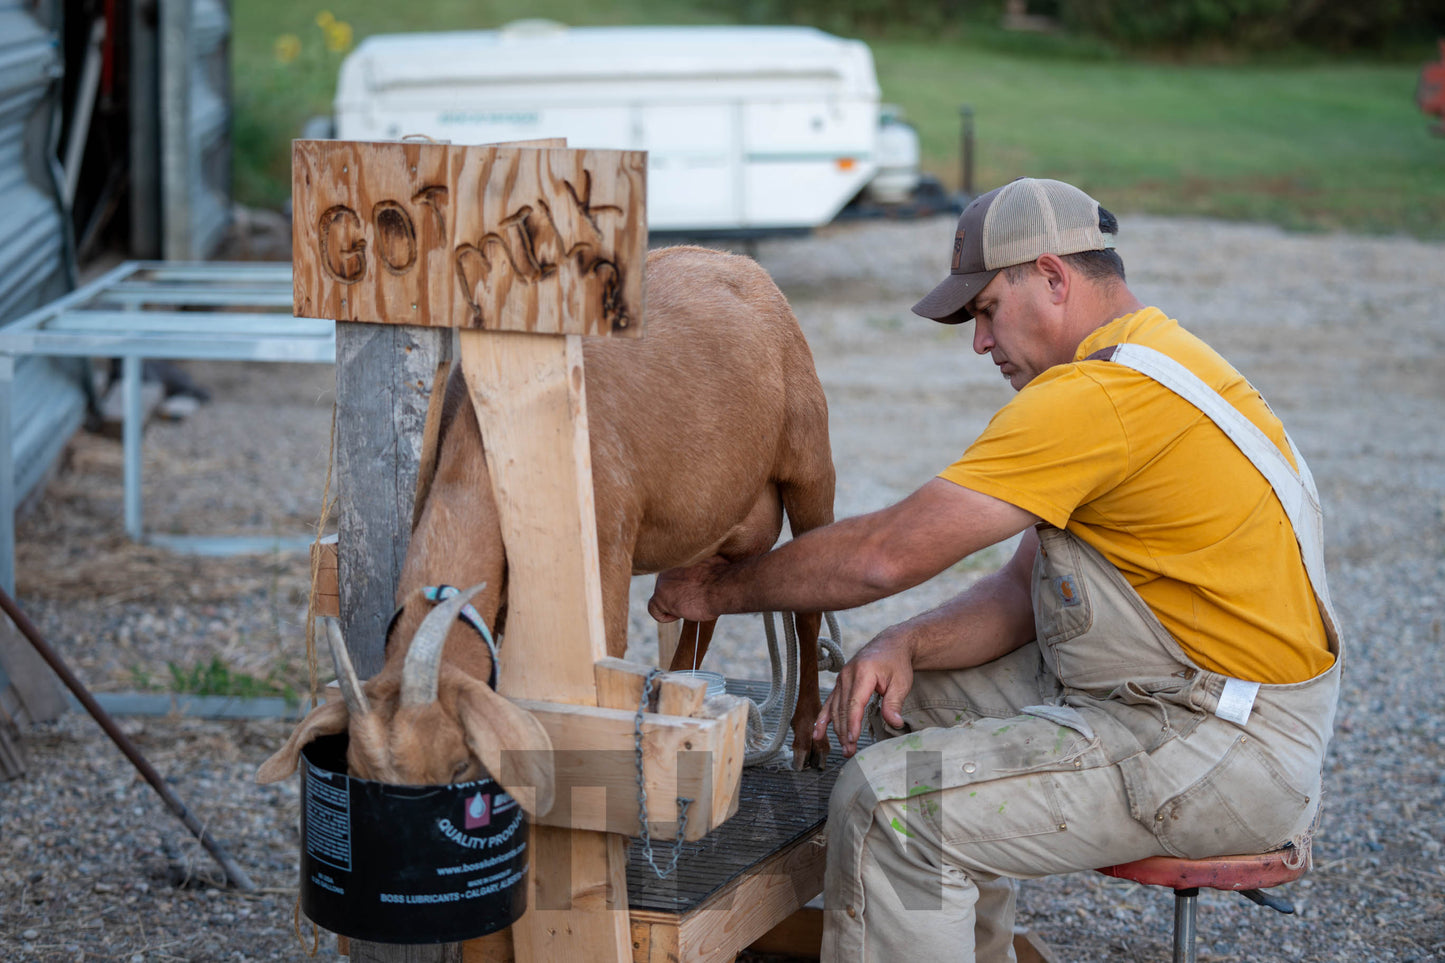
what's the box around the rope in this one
[304,402,339,710]
[744,613,799,766]
[741,611,845,766]
[756,611,786,715]
[292,894,320,956]
[820,611,846,672]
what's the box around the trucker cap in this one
[911,177,1115,324]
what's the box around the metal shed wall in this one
[161,0,232,261]
[0,0,87,507]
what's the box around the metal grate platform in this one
[627,678,865,915]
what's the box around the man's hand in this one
[647,555,732,624]
[814,628,916,757]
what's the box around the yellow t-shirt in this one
[939,308,1333,684]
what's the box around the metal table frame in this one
[0,261,334,593]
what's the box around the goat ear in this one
[255,700,349,784]
[456,679,555,819]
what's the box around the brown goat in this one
[257,245,836,792]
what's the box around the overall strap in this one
[1088,343,1340,638]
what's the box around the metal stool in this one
[1096,844,1308,963]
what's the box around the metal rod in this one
[122,353,143,541]
[1174,887,1199,963]
[0,585,257,891]
[958,105,976,198]
[63,19,107,206]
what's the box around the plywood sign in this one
[292,140,647,337]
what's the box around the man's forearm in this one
[708,512,907,615]
[888,549,1038,672]
[651,479,1040,625]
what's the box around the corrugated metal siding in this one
[161,0,232,260]
[0,2,65,319]
[0,0,86,507]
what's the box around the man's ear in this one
[1035,252,1070,304]
[456,677,555,819]
[255,700,349,784]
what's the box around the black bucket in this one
[298,733,528,944]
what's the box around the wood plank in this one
[458,330,627,960]
[595,657,655,712]
[293,140,455,328]
[351,944,463,963]
[657,675,708,719]
[672,830,828,962]
[461,331,606,703]
[0,699,26,780]
[411,355,453,531]
[334,323,450,677]
[746,906,823,959]
[514,696,745,840]
[332,321,451,963]
[460,931,512,963]
[632,919,678,963]
[0,614,66,724]
[1013,929,1064,963]
[450,148,646,336]
[594,658,710,720]
[460,931,513,963]
[310,533,339,618]
[706,696,747,830]
[293,142,647,337]
[513,826,632,963]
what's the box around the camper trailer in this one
[333,21,922,234]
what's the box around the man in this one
[648,178,1341,962]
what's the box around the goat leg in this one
[790,610,829,770]
[666,619,718,673]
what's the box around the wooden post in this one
[0,618,67,725]
[294,140,656,963]
[335,323,450,677]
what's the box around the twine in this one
[304,403,339,710]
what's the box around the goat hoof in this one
[791,743,830,771]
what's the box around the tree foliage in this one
[745,0,1445,50]
[1059,0,1445,50]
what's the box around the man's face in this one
[965,263,1061,391]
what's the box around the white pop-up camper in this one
[333,21,923,234]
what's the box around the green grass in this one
[873,39,1445,236]
[129,656,301,703]
[232,3,1445,237]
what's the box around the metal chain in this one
[635,668,692,879]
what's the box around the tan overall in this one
[821,345,1343,963]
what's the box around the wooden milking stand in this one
[293,139,748,962]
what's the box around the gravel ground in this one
[2,212,1443,961]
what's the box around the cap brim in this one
[910,269,999,324]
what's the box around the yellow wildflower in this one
[324,20,353,53]
[274,33,302,64]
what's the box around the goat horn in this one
[322,616,370,717]
[401,582,488,707]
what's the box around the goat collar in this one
[389,584,500,692]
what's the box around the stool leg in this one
[1173,886,1199,963]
